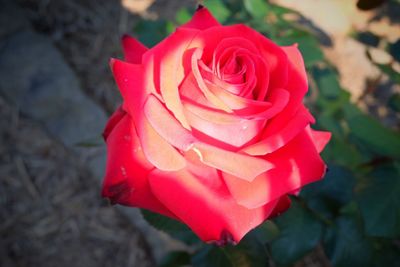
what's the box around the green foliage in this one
[356,163,400,237]
[323,214,373,267]
[344,103,400,159]
[141,209,200,244]
[243,0,268,19]
[270,200,323,266]
[132,1,400,266]
[301,165,356,219]
[203,0,231,23]
[160,251,191,267]
[192,230,272,267]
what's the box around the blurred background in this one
[0,0,399,266]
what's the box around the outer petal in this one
[242,106,314,155]
[181,6,220,30]
[269,195,291,218]
[183,100,267,148]
[142,27,201,129]
[278,45,308,116]
[307,127,332,153]
[144,94,195,151]
[148,168,278,243]
[122,35,148,64]
[103,106,126,141]
[223,130,327,209]
[110,59,186,171]
[102,114,177,218]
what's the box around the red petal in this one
[242,106,314,155]
[307,127,331,153]
[143,27,201,129]
[148,168,278,243]
[190,142,274,181]
[190,48,232,112]
[111,59,186,171]
[121,35,148,64]
[189,25,289,85]
[103,106,126,141]
[102,114,177,218]
[223,130,327,208]
[269,195,291,218]
[144,94,195,151]
[181,7,220,30]
[278,45,308,117]
[183,99,266,148]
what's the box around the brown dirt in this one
[0,95,154,267]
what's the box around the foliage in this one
[134,0,400,266]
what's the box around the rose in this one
[102,7,331,245]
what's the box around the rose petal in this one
[183,101,266,147]
[183,94,282,147]
[121,34,148,64]
[103,106,126,141]
[110,59,186,171]
[242,106,314,155]
[206,80,271,111]
[190,48,233,112]
[190,142,274,181]
[223,130,327,208]
[141,92,273,179]
[189,25,288,82]
[144,94,195,151]
[269,195,291,218]
[143,27,201,129]
[279,45,308,117]
[148,168,278,243]
[307,127,332,153]
[109,58,145,112]
[102,114,177,218]
[181,6,220,30]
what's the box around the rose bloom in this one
[102,7,331,245]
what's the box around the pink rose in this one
[102,7,331,244]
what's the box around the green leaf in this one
[321,136,364,167]
[160,251,191,267]
[388,92,400,112]
[376,63,400,84]
[134,19,168,47]
[270,200,323,265]
[175,8,192,25]
[371,241,400,267]
[276,34,324,67]
[192,225,273,267]
[313,67,342,98]
[323,214,373,267]
[344,103,400,159]
[140,209,199,245]
[388,39,400,62]
[226,238,269,267]
[243,0,268,19]
[301,165,356,219]
[192,246,232,267]
[203,0,230,23]
[356,163,400,237]
[249,220,280,243]
[192,243,269,267]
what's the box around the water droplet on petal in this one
[120,166,127,177]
